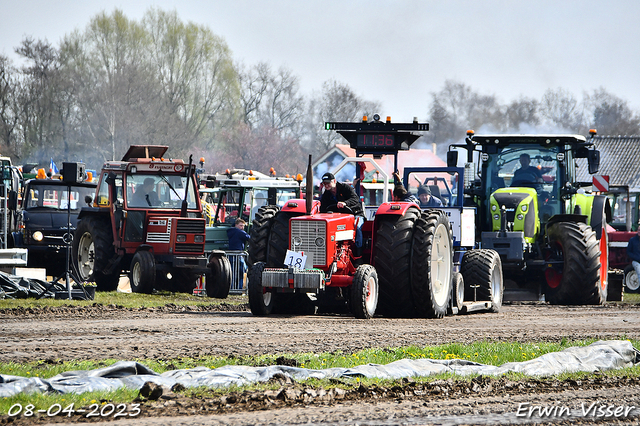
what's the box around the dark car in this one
[11,179,96,278]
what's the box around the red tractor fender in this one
[281,199,320,214]
[374,201,420,217]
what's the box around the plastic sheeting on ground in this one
[1,340,638,398]
[0,271,65,299]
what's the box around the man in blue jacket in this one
[627,228,640,281]
[227,218,250,289]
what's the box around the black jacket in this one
[320,182,363,216]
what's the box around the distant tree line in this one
[1,8,638,175]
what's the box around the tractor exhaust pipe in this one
[306,154,313,215]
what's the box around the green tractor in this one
[447,130,611,304]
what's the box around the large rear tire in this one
[374,206,420,317]
[267,211,302,267]
[72,216,120,291]
[350,264,378,319]
[247,205,280,265]
[411,210,453,318]
[206,255,232,299]
[129,251,155,294]
[247,262,276,316]
[545,222,604,305]
[461,249,503,312]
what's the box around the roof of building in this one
[576,135,640,190]
[312,144,445,181]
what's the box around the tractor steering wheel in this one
[325,204,355,214]
[511,170,542,187]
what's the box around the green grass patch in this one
[0,291,247,310]
[2,339,639,416]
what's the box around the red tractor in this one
[72,145,231,295]
[247,116,455,319]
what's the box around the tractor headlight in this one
[176,234,187,242]
[194,235,204,243]
[32,231,44,242]
[521,204,528,212]
[315,237,325,247]
[493,214,500,221]
[491,204,497,212]
[517,214,524,221]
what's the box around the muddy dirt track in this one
[2,301,640,425]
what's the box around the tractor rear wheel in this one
[129,251,155,294]
[72,216,120,291]
[247,262,277,315]
[411,210,453,318]
[624,265,640,293]
[374,206,420,317]
[461,249,503,312]
[267,211,302,267]
[206,255,232,298]
[545,221,604,305]
[350,264,379,319]
[247,205,280,265]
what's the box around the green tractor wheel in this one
[545,221,605,305]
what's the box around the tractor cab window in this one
[404,172,459,207]
[486,145,561,221]
[276,189,298,206]
[204,188,247,224]
[24,185,95,211]
[126,174,198,209]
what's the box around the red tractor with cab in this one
[72,145,231,295]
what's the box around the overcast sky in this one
[2,0,639,123]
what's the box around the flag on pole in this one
[50,158,59,175]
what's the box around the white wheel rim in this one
[431,223,452,306]
[491,266,502,304]
[626,271,640,291]
[365,275,377,314]
[263,291,272,306]
[132,261,141,287]
[78,232,94,279]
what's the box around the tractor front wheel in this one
[350,265,379,319]
[624,265,640,293]
[247,262,276,315]
[206,255,232,299]
[461,249,503,312]
[129,251,155,294]
[72,216,120,291]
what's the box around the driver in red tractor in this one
[319,172,365,250]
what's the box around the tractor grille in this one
[176,219,205,234]
[175,243,204,253]
[290,220,326,266]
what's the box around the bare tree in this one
[505,97,540,131]
[426,80,503,147]
[539,88,584,132]
[305,79,380,156]
[583,88,640,136]
[0,55,20,156]
[143,7,239,152]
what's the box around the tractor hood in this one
[489,187,539,241]
[22,210,78,230]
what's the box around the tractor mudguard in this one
[77,206,109,220]
[571,193,611,240]
[374,201,420,217]
[280,199,320,214]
